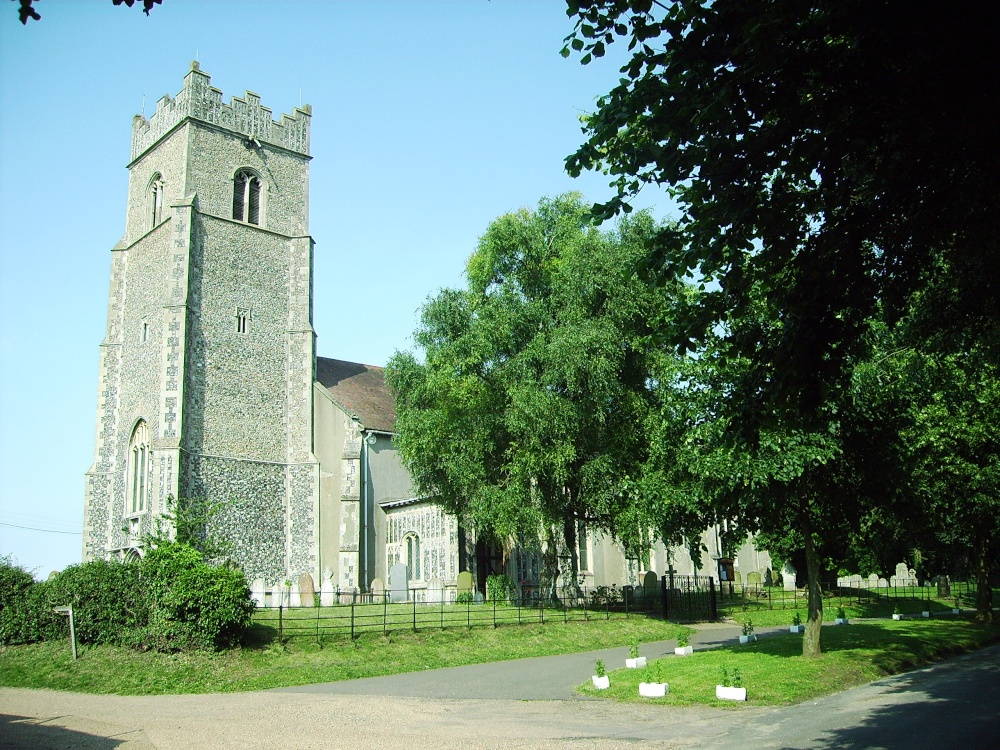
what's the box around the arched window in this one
[126,420,151,515]
[148,174,165,229]
[404,533,421,581]
[233,169,262,225]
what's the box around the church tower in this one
[83,64,320,585]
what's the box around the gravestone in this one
[642,570,658,598]
[289,582,301,608]
[746,571,762,590]
[763,567,773,587]
[251,579,266,608]
[878,577,889,588]
[389,563,409,603]
[937,575,951,598]
[733,570,742,586]
[271,583,288,608]
[320,569,335,607]
[426,577,444,603]
[298,573,316,607]
[782,562,797,591]
[457,571,474,596]
[370,577,386,602]
[867,573,880,588]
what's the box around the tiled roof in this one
[315,357,397,433]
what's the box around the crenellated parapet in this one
[131,61,311,161]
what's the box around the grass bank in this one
[579,617,1000,707]
[0,614,685,695]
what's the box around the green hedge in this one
[0,544,255,651]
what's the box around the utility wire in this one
[0,522,82,535]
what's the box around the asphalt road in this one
[2,629,998,749]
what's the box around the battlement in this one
[131,62,311,161]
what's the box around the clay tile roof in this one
[315,356,397,433]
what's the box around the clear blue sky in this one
[0,0,674,578]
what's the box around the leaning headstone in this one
[457,571,475,596]
[320,569,335,607]
[389,563,409,603]
[782,562,797,592]
[289,582,301,608]
[251,579,266,608]
[298,573,316,608]
[642,570,658,598]
[426,577,444,603]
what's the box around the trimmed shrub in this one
[45,558,147,645]
[135,543,255,651]
[0,558,61,645]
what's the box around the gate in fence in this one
[661,574,717,621]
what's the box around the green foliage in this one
[589,585,620,607]
[45,558,146,645]
[628,642,640,659]
[720,665,743,689]
[676,631,689,648]
[134,543,255,651]
[0,558,61,646]
[143,494,232,562]
[456,592,475,604]
[13,0,163,25]
[792,612,802,627]
[836,607,847,620]
[741,620,754,637]
[595,658,607,678]
[386,194,677,578]
[486,574,515,605]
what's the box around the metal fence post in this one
[709,577,718,620]
[351,600,356,640]
[383,591,388,634]
[661,575,669,620]
[413,596,417,631]
[279,604,283,641]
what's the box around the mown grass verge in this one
[579,617,1000,707]
[0,615,685,695]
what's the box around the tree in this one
[11,0,162,24]
[561,0,1000,654]
[385,194,674,596]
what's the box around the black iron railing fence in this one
[251,577,994,642]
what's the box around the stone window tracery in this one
[233,169,263,225]
[148,174,165,229]
[126,420,151,515]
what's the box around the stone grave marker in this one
[251,579,266,608]
[389,563,409,603]
[289,581,301,608]
[370,577,385,602]
[782,562,797,591]
[271,583,287,608]
[642,570,658,598]
[457,571,474,596]
[320,569,335,606]
[426,577,444,603]
[746,571,762,590]
[298,572,316,607]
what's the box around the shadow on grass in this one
[0,714,125,750]
[770,643,1000,750]
[241,623,279,649]
[728,620,1000,671]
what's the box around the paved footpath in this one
[2,626,998,749]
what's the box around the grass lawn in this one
[0,615,685,695]
[579,617,1000,707]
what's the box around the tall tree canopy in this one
[562,0,1000,652]
[385,194,674,593]
[564,0,1000,424]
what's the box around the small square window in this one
[236,307,251,334]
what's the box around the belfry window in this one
[126,420,151,515]
[233,169,262,225]
[149,174,165,228]
[235,307,251,334]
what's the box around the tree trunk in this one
[802,511,823,658]
[974,533,994,623]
